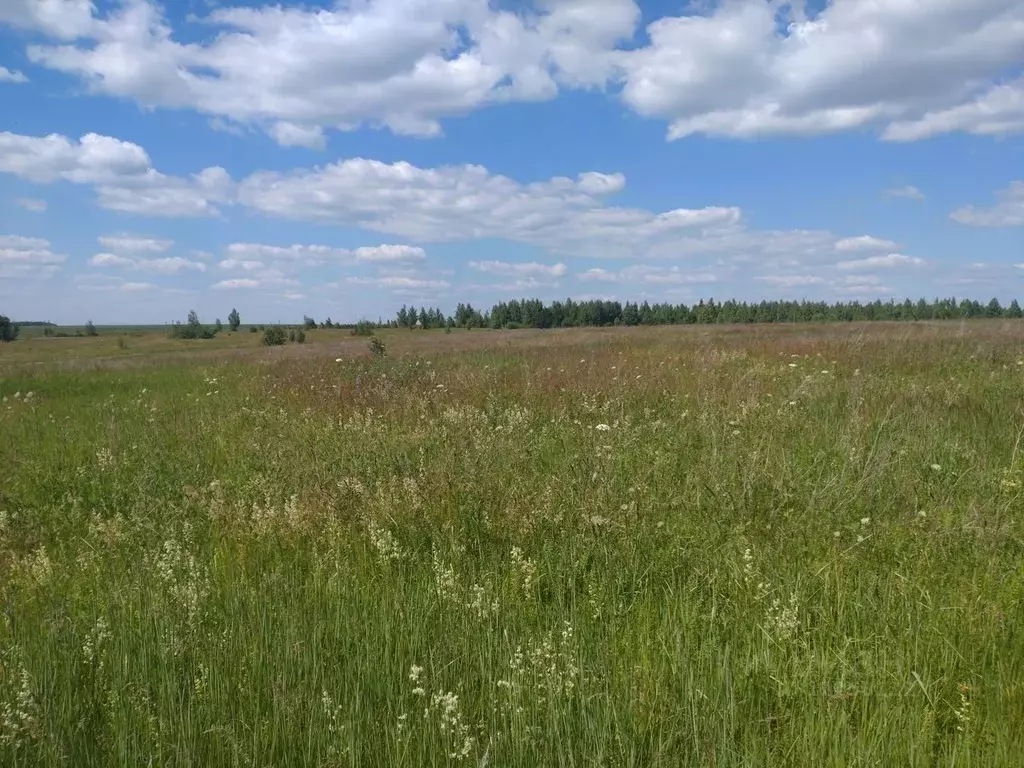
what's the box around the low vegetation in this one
[1,321,1022,765]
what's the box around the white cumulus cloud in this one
[836,253,926,270]
[950,181,1024,227]
[469,260,567,277]
[0,66,28,83]
[834,235,899,252]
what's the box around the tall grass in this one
[1,324,1023,765]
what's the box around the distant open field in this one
[2,321,1023,765]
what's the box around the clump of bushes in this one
[0,315,20,342]
[368,335,386,357]
[262,326,288,346]
[170,311,219,340]
[352,320,376,337]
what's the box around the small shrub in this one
[352,320,376,337]
[288,329,296,342]
[117,337,128,350]
[368,335,387,357]
[0,315,19,342]
[85,320,99,337]
[296,329,306,344]
[249,326,258,333]
[262,326,287,346]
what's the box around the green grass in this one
[1,323,1023,765]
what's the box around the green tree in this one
[1008,299,1023,319]
[228,308,241,331]
[303,315,316,330]
[215,318,223,332]
[84,320,98,337]
[0,315,19,342]
[262,326,287,346]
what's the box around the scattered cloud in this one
[212,278,261,290]
[836,253,926,270]
[579,265,717,285]
[0,130,904,273]
[97,235,173,253]
[0,233,65,278]
[89,252,207,274]
[237,157,738,256]
[617,0,1024,141]
[755,273,891,295]
[218,258,264,272]
[77,275,155,292]
[9,0,635,142]
[755,275,826,287]
[470,260,567,278]
[884,77,1024,141]
[0,65,28,83]
[885,185,926,201]
[353,245,426,263]
[834,235,899,252]
[950,181,1024,227]
[0,131,231,216]
[5,0,1021,144]
[346,276,450,290]
[268,122,327,151]
[16,197,46,212]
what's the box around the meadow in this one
[1,321,1023,766]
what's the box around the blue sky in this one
[0,0,1022,324]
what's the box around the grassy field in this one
[1,322,1023,766]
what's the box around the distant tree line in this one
[386,297,1024,330]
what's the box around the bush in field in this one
[1,315,21,342]
[84,320,99,337]
[352,320,376,337]
[170,310,218,340]
[249,326,257,333]
[262,325,287,346]
[367,335,386,357]
[296,329,306,344]
[228,308,241,331]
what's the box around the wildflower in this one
[955,683,972,732]
[367,522,405,563]
[930,464,942,472]
[742,548,755,583]
[335,358,343,363]
[860,517,870,526]
[833,530,840,538]
[595,423,611,431]
[509,546,536,596]
[765,592,800,641]
[788,363,798,368]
